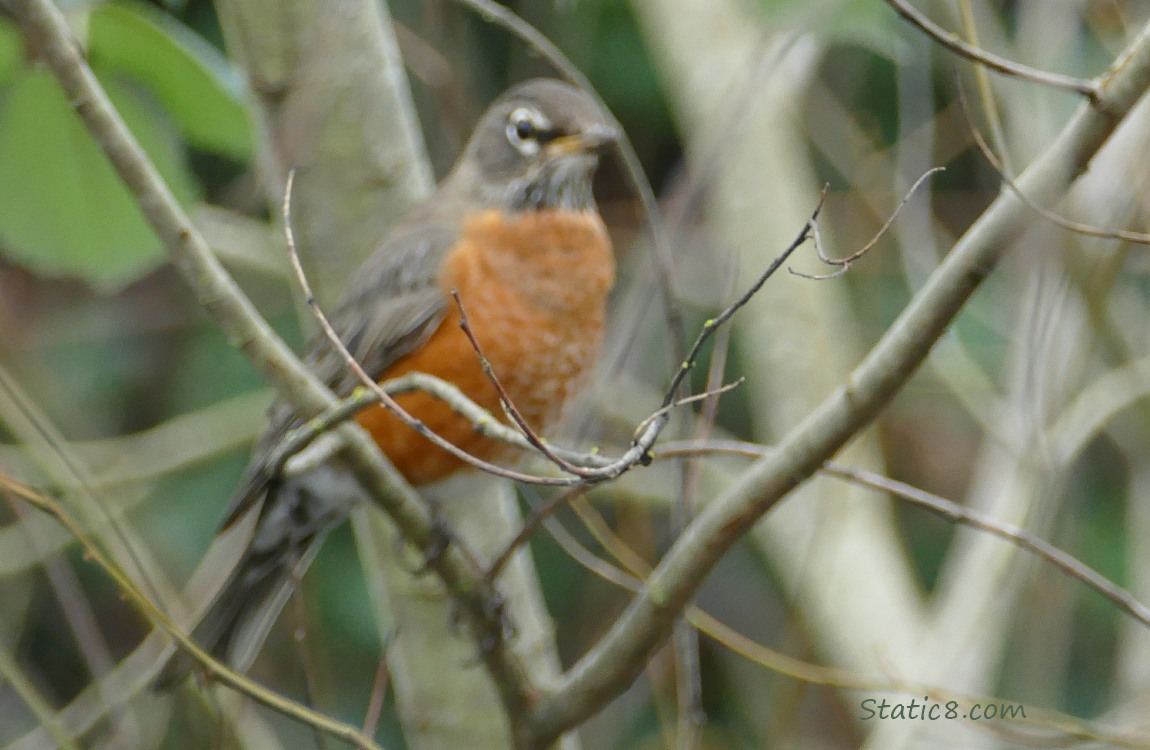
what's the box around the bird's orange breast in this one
[354,208,614,486]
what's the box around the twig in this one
[415,200,808,597]
[655,439,1150,631]
[956,0,1011,175]
[279,179,796,491]
[572,201,825,484]
[486,486,588,583]
[266,373,614,479]
[883,0,1100,100]
[826,466,1150,629]
[659,191,824,411]
[477,372,730,585]
[672,267,740,748]
[789,167,944,280]
[450,290,588,477]
[288,574,329,750]
[362,633,394,738]
[632,380,745,439]
[955,80,1150,245]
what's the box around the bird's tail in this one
[154,540,322,690]
[154,457,363,689]
[154,487,344,689]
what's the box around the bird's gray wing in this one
[221,211,462,528]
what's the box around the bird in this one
[155,78,618,687]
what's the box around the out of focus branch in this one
[884,0,1100,99]
[656,439,1150,631]
[0,475,385,750]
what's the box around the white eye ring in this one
[506,107,549,156]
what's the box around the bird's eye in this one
[514,117,535,140]
[506,107,548,155]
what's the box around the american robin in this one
[156,78,617,685]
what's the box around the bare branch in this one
[283,172,571,486]
[789,167,943,280]
[632,380,745,439]
[450,289,590,477]
[661,190,824,409]
[279,178,804,494]
[657,439,1150,631]
[362,634,394,737]
[884,0,1100,100]
[486,487,588,583]
[955,80,1150,245]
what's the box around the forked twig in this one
[659,190,826,411]
[483,379,744,581]
[790,168,943,280]
[265,372,611,479]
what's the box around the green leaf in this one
[0,69,197,289]
[87,1,253,160]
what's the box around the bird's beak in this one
[545,123,620,157]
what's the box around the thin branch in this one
[660,190,824,410]
[529,20,1150,745]
[486,487,588,583]
[478,371,736,582]
[827,466,1150,629]
[955,79,1150,245]
[279,197,819,600]
[0,475,386,750]
[450,289,588,477]
[289,576,329,750]
[884,0,1100,100]
[279,178,799,492]
[632,380,745,439]
[266,373,614,479]
[956,0,1012,175]
[789,167,944,280]
[283,177,641,488]
[362,633,394,738]
[656,439,1150,631]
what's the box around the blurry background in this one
[2,0,1150,747]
